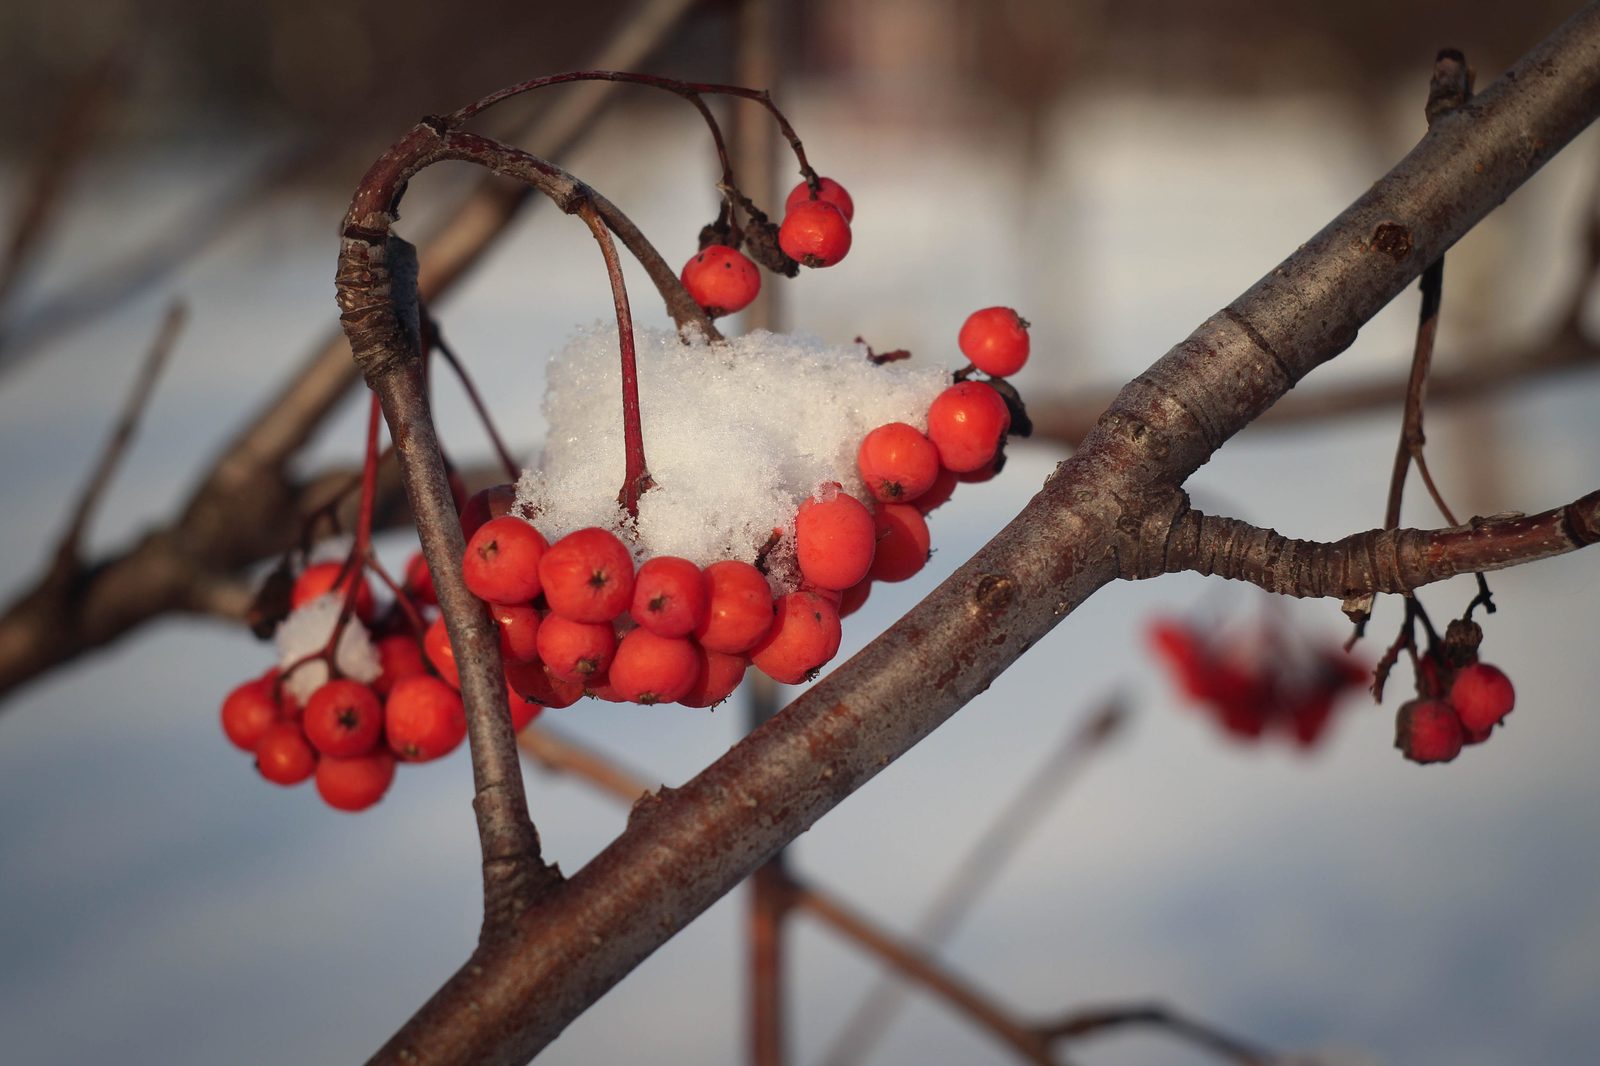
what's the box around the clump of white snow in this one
[515,326,950,586]
[274,593,382,704]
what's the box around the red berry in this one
[403,551,437,607]
[539,527,635,622]
[751,591,843,685]
[913,466,959,514]
[255,723,317,785]
[795,487,876,591]
[385,675,467,762]
[221,678,282,752]
[1449,663,1515,732]
[868,504,930,583]
[373,634,428,696]
[958,306,1031,377]
[926,382,1011,473]
[292,561,375,621]
[779,199,851,268]
[423,615,460,688]
[1395,698,1464,764]
[857,423,940,503]
[630,556,709,638]
[459,483,517,541]
[316,750,397,812]
[696,560,775,653]
[785,176,854,222]
[303,679,384,758]
[536,613,617,683]
[681,245,761,317]
[679,647,749,708]
[492,603,543,663]
[838,579,871,618]
[608,629,700,705]
[463,516,548,604]
[504,658,585,709]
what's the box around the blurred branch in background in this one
[0,0,702,706]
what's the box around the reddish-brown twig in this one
[422,308,521,482]
[1035,1004,1279,1065]
[52,300,186,575]
[822,698,1126,1066]
[575,201,654,518]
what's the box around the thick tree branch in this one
[1147,490,1600,597]
[366,9,1600,1062]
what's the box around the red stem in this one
[577,202,653,517]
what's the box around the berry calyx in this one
[608,629,700,705]
[857,422,940,503]
[1395,698,1464,764]
[536,614,617,683]
[958,306,1031,377]
[221,678,282,752]
[463,516,548,605]
[539,527,635,622]
[315,750,397,812]
[778,199,852,268]
[795,487,876,591]
[681,245,761,317]
[255,723,317,786]
[695,560,775,654]
[385,675,468,762]
[292,561,375,621]
[630,556,709,638]
[926,381,1011,473]
[751,590,843,685]
[303,679,384,758]
[868,504,931,583]
[784,176,854,222]
[1449,663,1515,733]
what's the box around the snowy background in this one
[1,29,1599,1066]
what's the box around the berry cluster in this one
[1149,616,1368,748]
[221,555,472,811]
[458,307,1031,701]
[1393,620,1516,764]
[680,177,855,317]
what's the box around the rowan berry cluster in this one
[1149,616,1368,748]
[457,305,1032,702]
[680,177,855,317]
[221,552,475,811]
[1393,619,1516,764]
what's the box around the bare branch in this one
[1149,490,1600,597]
[54,301,186,571]
[1036,1003,1278,1065]
[364,10,1600,1061]
[822,698,1125,1066]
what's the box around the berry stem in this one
[577,200,654,518]
[422,308,521,482]
[445,70,818,187]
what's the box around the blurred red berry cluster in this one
[1148,616,1368,748]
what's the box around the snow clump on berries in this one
[516,325,949,585]
[274,593,382,704]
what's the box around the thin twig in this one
[1035,1004,1278,1065]
[422,309,520,481]
[822,698,1126,1066]
[54,301,186,572]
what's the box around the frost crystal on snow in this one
[274,593,382,704]
[515,325,950,586]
